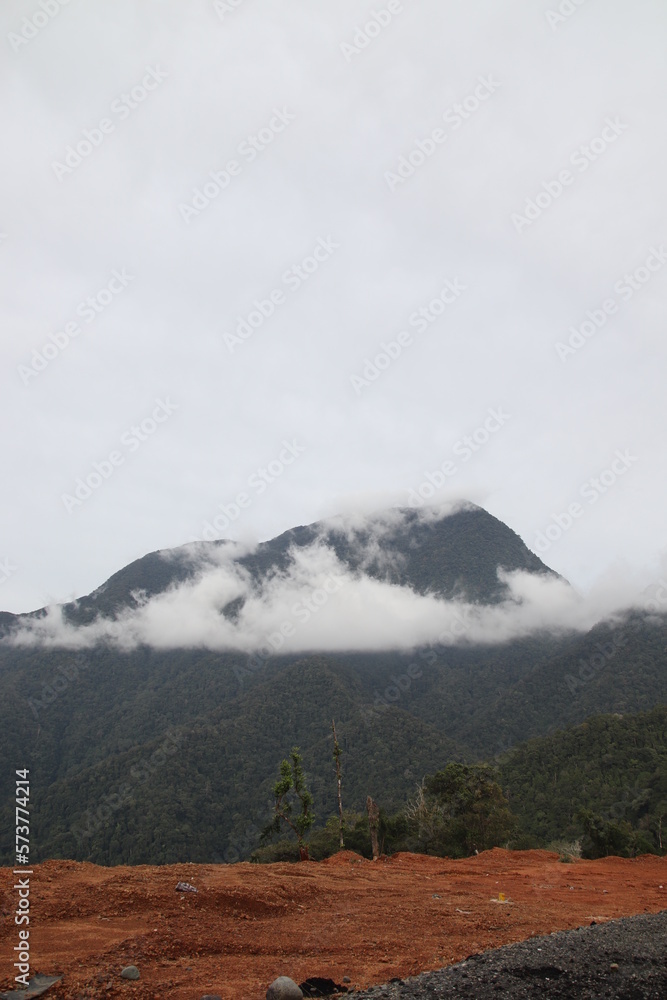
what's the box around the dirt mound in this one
[320,850,366,865]
[1,851,665,1000]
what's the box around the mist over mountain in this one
[0,502,641,654]
[1,501,665,866]
[5,501,543,624]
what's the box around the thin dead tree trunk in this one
[367,795,380,860]
[332,720,344,849]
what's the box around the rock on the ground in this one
[300,976,348,996]
[120,965,140,980]
[267,976,303,1000]
[0,975,62,1000]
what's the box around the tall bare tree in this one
[366,795,380,860]
[332,720,344,849]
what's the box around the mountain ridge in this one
[1,501,560,634]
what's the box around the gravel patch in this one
[352,911,667,999]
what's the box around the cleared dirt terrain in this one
[1,849,666,999]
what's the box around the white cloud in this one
[5,507,650,654]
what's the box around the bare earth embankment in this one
[1,849,666,999]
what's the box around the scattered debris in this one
[0,976,62,1000]
[175,881,198,893]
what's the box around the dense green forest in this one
[2,689,664,865]
[498,704,667,852]
[2,620,666,867]
[254,707,666,863]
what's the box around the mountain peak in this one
[1,502,560,639]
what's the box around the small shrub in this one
[547,839,582,862]
[250,839,300,864]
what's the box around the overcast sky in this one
[1,0,666,616]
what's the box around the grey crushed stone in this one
[350,910,667,999]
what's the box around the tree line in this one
[258,708,667,863]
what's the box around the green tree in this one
[404,763,516,857]
[263,747,314,859]
[577,808,656,859]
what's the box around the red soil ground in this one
[1,849,666,999]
